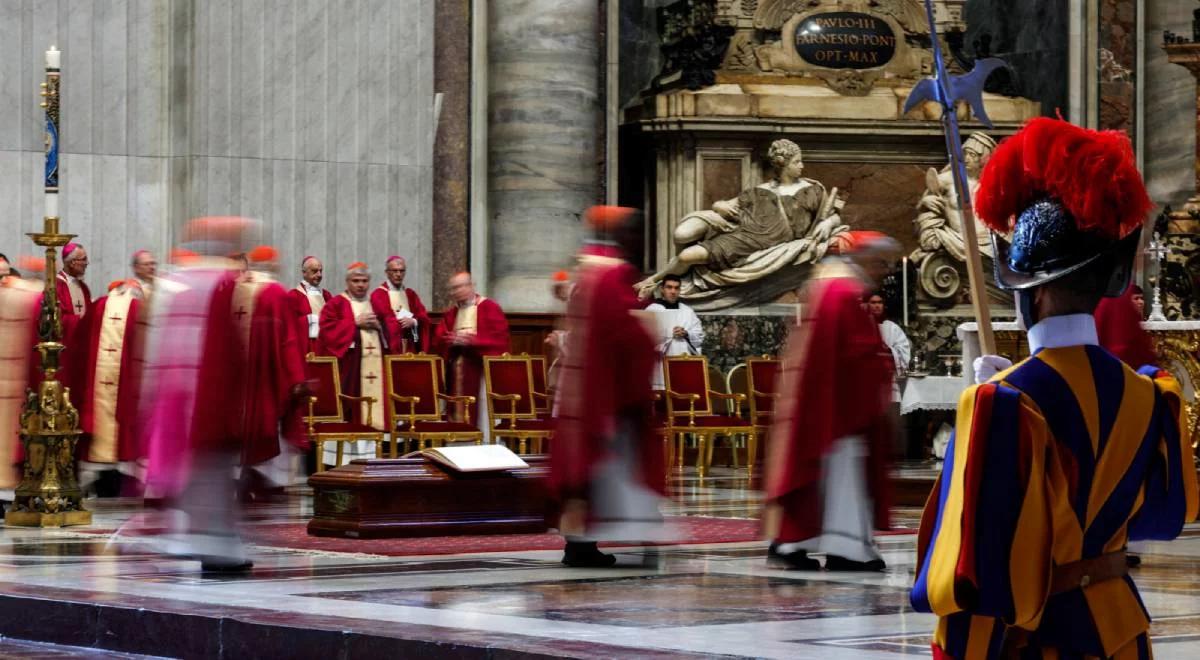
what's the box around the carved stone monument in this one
[624,0,1040,311]
[636,139,848,309]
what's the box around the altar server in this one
[645,273,704,389]
[912,118,1198,658]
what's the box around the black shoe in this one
[767,543,821,570]
[1126,553,1142,568]
[562,541,617,568]
[825,554,886,572]
[199,558,254,574]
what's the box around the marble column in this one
[433,0,472,306]
[487,0,600,312]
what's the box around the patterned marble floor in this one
[0,467,1198,659]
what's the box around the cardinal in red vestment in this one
[432,272,510,440]
[234,247,309,498]
[551,206,666,567]
[286,256,332,354]
[0,273,45,497]
[74,280,144,496]
[765,230,898,572]
[370,255,431,354]
[56,242,92,395]
[317,262,388,465]
[1095,284,1157,368]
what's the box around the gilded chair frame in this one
[484,353,553,454]
[384,353,482,455]
[662,354,753,478]
[742,355,781,478]
[304,353,385,472]
[527,353,551,416]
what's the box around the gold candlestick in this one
[5,47,92,528]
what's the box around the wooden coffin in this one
[307,456,550,539]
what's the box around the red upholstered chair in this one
[305,354,385,471]
[528,354,551,416]
[663,355,752,478]
[484,354,553,454]
[385,353,482,455]
[744,356,781,478]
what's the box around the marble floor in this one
[0,467,1198,659]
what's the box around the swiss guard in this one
[911,117,1198,658]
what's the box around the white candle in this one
[46,46,60,70]
[45,192,58,219]
[901,256,909,326]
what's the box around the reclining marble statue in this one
[908,132,997,305]
[635,139,848,309]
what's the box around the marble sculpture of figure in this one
[908,132,996,302]
[635,139,848,306]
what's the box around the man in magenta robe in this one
[551,206,665,567]
[286,256,332,354]
[766,230,898,571]
[370,255,431,354]
[433,272,510,440]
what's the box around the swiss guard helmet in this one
[976,117,1153,299]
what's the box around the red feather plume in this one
[974,117,1152,240]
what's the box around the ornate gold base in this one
[5,508,92,527]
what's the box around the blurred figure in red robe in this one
[370,255,431,354]
[0,270,45,502]
[766,230,898,571]
[137,216,254,572]
[433,272,510,442]
[1095,283,1156,368]
[75,279,144,497]
[234,246,308,501]
[551,206,666,567]
[286,256,331,354]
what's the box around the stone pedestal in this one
[487,0,599,312]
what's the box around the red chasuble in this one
[432,296,510,427]
[551,259,663,502]
[236,274,309,465]
[286,285,332,354]
[75,289,142,465]
[370,284,432,354]
[55,271,92,386]
[1094,287,1157,368]
[767,262,894,540]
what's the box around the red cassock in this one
[369,285,432,354]
[74,291,142,465]
[767,266,894,540]
[1094,286,1157,368]
[550,259,663,502]
[55,272,92,396]
[285,285,332,354]
[432,297,510,427]
[239,279,309,465]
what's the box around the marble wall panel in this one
[1144,0,1197,207]
[0,0,435,298]
[487,0,600,311]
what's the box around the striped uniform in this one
[912,344,1198,659]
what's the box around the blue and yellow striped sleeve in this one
[912,382,1054,632]
[1127,367,1199,538]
